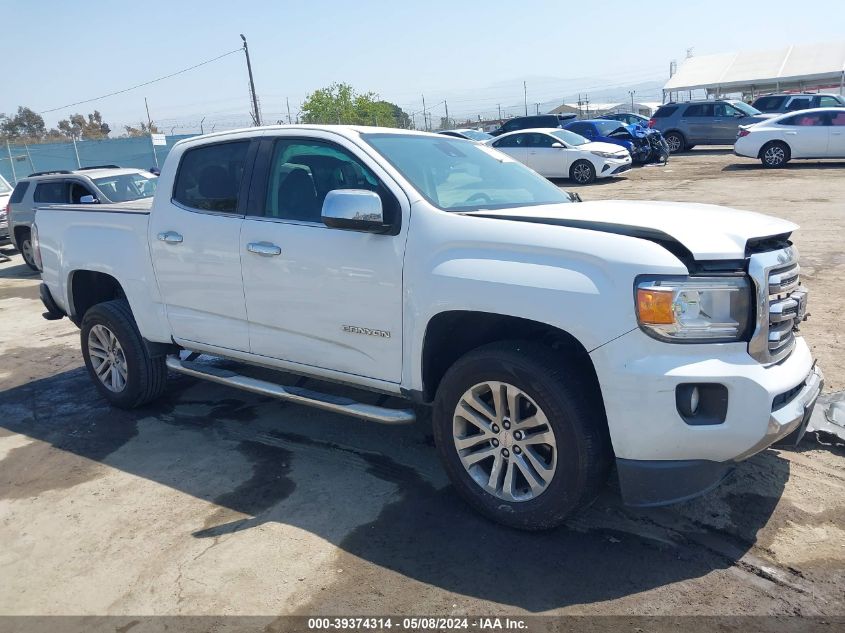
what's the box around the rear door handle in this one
[785,131,798,135]
[157,231,183,244]
[247,242,282,257]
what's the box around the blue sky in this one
[3,0,845,132]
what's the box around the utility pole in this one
[71,136,81,168]
[421,94,428,131]
[145,97,159,168]
[6,141,17,184]
[535,103,540,115]
[240,34,261,126]
[286,97,292,124]
[523,81,528,116]
[444,100,449,129]
[200,117,205,134]
[629,90,636,112]
[497,104,502,120]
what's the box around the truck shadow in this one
[0,364,790,612]
[724,161,845,172]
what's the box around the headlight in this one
[590,151,617,159]
[635,276,752,342]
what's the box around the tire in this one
[18,231,38,271]
[432,340,612,530]
[569,160,596,184]
[80,300,168,409]
[664,131,685,154]
[760,141,790,168]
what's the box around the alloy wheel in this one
[87,324,128,392]
[764,145,785,166]
[666,134,682,153]
[573,164,592,184]
[452,381,557,502]
[21,239,35,267]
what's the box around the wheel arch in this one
[421,311,605,419]
[757,139,791,159]
[67,269,127,324]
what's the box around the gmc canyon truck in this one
[33,125,822,530]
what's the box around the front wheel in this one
[81,300,168,409]
[569,160,596,184]
[432,341,612,530]
[760,141,790,168]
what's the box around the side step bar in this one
[165,356,416,425]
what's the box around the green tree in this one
[122,121,161,137]
[56,111,111,140]
[0,106,47,140]
[300,83,409,127]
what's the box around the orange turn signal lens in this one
[637,288,675,325]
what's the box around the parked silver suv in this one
[8,166,157,269]
[648,100,766,153]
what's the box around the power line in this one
[39,47,245,114]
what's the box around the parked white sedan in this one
[486,128,631,183]
[735,107,845,167]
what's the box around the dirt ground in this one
[1,150,843,623]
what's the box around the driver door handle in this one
[157,231,183,244]
[247,242,282,257]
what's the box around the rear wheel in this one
[18,231,38,271]
[664,132,685,154]
[432,340,612,530]
[80,300,168,409]
[569,160,596,184]
[760,141,790,168]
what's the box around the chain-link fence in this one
[0,134,198,184]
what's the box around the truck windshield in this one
[93,173,158,202]
[362,133,571,211]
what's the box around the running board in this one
[165,356,415,425]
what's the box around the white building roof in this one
[664,41,845,92]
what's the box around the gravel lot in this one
[1,150,843,622]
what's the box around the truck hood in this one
[468,200,797,261]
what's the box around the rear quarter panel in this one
[37,206,171,342]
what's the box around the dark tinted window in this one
[69,182,94,203]
[33,181,69,203]
[714,103,742,117]
[264,139,397,225]
[492,133,529,148]
[786,97,812,111]
[173,141,250,212]
[652,105,678,118]
[523,133,555,148]
[752,96,786,111]
[9,181,30,203]
[683,104,714,117]
[566,122,594,138]
[830,111,845,126]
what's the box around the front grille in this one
[766,261,801,360]
[748,247,805,364]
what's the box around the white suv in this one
[0,174,12,246]
[7,166,157,269]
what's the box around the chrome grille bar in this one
[748,246,803,364]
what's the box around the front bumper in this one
[599,158,632,177]
[589,329,822,506]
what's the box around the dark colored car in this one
[597,112,650,127]
[488,114,578,137]
[751,93,845,114]
[565,119,652,163]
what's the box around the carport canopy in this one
[663,41,845,96]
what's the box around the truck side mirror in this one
[321,189,387,233]
[80,195,99,204]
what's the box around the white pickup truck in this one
[33,125,822,529]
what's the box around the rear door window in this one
[9,181,30,203]
[173,141,250,213]
[683,104,714,117]
[786,97,812,111]
[33,181,69,203]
